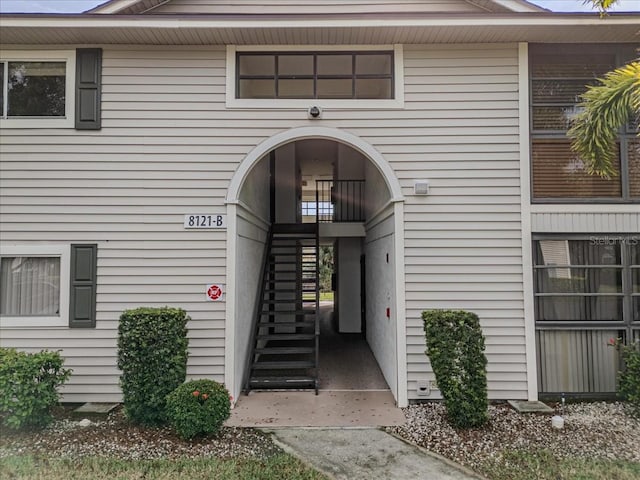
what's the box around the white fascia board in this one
[87,0,144,14]
[491,0,547,12]
[1,14,639,30]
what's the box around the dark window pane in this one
[633,268,639,294]
[355,78,392,99]
[633,296,639,321]
[535,240,621,266]
[355,54,392,75]
[532,106,582,131]
[532,141,622,198]
[278,79,313,98]
[535,268,622,294]
[631,243,640,265]
[278,55,313,76]
[238,79,275,98]
[532,79,594,104]
[531,53,616,78]
[238,55,274,76]
[317,54,352,76]
[0,62,4,116]
[535,296,623,321]
[8,62,65,117]
[317,78,352,98]
[629,139,640,198]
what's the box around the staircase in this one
[244,223,320,394]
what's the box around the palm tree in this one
[566,0,639,177]
[567,62,640,177]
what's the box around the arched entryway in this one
[224,127,407,408]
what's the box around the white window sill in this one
[0,117,74,129]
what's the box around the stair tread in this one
[249,376,316,384]
[255,347,314,354]
[256,334,315,340]
[258,321,314,326]
[252,361,315,369]
[260,310,316,315]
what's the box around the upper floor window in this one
[237,51,393,100]
[530,44,639,203]
[0,50,75,128]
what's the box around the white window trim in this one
[0,245,71,328]
[226,44,405,109]
[0,50,76,129]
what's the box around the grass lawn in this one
[481,449,640,480]
[319,291,334,302]
[0,454,327,480]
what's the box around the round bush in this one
[165,379,231,439]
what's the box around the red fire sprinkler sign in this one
[206,284,224,302]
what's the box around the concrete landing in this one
[74,403,119,414]
[507,400,554,413]
[227,390,405,427]
[270,428,484,480]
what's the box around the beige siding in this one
[0,47,230,403]
[402,44,525,400]
[149,0,487,15]
[0,43,526,402]
[531,212,640,233]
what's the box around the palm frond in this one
[567,61,640,178]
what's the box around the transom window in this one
[530,44,639,202]
[236,51,394,99]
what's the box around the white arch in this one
[224,126,408,408]
[226,126,403,203]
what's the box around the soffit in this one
[1,14,638,45]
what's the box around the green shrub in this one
[615,339,640,417]
[165,379,231,439]
[117,307,189,426]
[422,309,488,429]
[0,348,71,429]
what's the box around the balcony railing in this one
[315,180,365,223]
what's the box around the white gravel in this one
[387,401,640,471]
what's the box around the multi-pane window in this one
[0,61,66,118]
[237,51,394,99]
[0,257,61,317]
[534,236,639,395]
[530,44,639,202]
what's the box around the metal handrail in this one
[242,226,273,394]
[316,179,365,223]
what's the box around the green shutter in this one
[69,244,97,328]
[75,48,102,130]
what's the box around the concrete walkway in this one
[269,428,484,480]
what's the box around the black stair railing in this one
[316,180,365,223]
[243,227,273,394]
[244,224,320,394]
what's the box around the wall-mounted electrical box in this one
[414,180,430,195]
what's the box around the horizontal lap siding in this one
[0,48,230,403]
[402,44,525,400]
[0,43,526,402]
[531,213,640,233]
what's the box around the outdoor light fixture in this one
[308,106,322,119]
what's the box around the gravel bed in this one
[387,401,640,471]
[2,401,639,470]
[0,406,281,461]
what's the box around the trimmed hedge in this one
[117,307,189,426]
[166,379,231,439]
[422,309,488,429]
[0,348,71,429]
[618,340,640,417]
